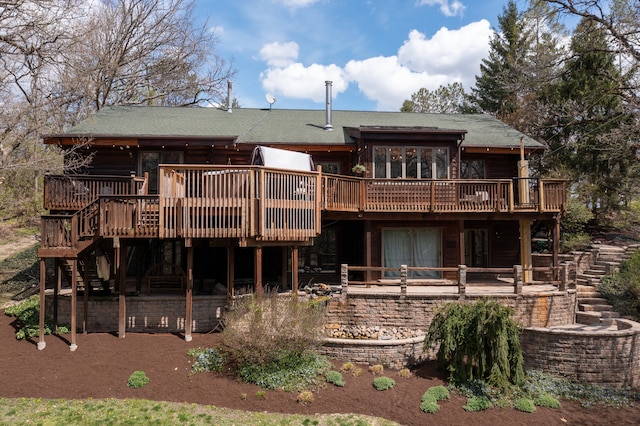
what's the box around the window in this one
[461,159,485,179]
[382,228,441,278]
[374,146,448,179]
[139,151,183,194]
[299,228,336,273]
[317,162,340,174]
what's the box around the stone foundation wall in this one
[521,319,640,388]
[324,291,576,330]
[45,295,225,333]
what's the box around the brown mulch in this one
[0,313,639,425]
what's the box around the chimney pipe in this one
[324,80,333,131]
[227,80,233,113]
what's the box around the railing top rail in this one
[44,174,137,181]
[159,164,318,177]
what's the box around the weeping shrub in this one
[424,299,524,390]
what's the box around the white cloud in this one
[398,20,492,80]
[259,41,300,67]
[257,20,491,110]
[417,0,466,17]
[260,63,347,102]
[273,0,320,9]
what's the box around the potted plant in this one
[352,164,366,175]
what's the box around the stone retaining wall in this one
[320,336,430,369]
[521,319,640,388]
[45,295,225,333]
[324,291,576,330]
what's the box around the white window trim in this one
[374,146,449,179]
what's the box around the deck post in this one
[553,217,561,280]
[185,243,193,342]
[281,247,288,291]
[400,264,407,294]
[519,219,532,283]
[291,246,299,294]
[70,259,78,351]
[37,259,46,350]
[254,246,263,298]
[227,246,235,305]
[365,221,372,283]
[54,261,61,332]
[83,256,89,334]
[116,239,126,339]
[340,264,348,297]
[458,265,466,299]
[513,265,523,294]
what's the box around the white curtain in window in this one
[383,228,441,277]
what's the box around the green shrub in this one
[424,299,524,390]
[534,394,561,409]
[463,395,492,411]
[562,198,593,235]
[372,376,395,391]
[187,347,225,373]
[422,385,450,402]
[514,397,536,413]
[325,370,345,387]
[599,249,640,320]
[238,350,330,391]
[561,232,591,252]
[4,295,70,340]
[222,293,326,366]
[419,397,440,414]
[127,371,149,388]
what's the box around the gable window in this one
[139,151,183,194]
[382,228,441,278]
[374,146,448,179]
[461,159,485,179]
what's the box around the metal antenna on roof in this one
[265,93,276,110]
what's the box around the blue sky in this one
[194,0,519,111]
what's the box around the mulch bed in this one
[1,312,639,425]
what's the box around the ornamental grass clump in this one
[463,395,492,412]
[514,397,536,413]
[424,299,524,390]
[534,394,561,409]
[420,385,450,414]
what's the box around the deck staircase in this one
[575,244,640,325]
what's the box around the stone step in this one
[600,311,621,319]
[576,311,602,325]
[590,264,609,271]
[578,297,609,305]
[579,303,613,312]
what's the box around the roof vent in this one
[227,80,233,113]
[324,80,333,131]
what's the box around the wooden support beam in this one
[227,246,235,305]
[553,217,561,281]
[54,261,61,332]
[519,219,532,283]
[291,246,299,294]
[281,247,288,291]
[37,259,46,350]
[458,220,465,267]
[70,259,78,351]
[117,244,126,339]
[254,246,263,298]
[83,257,89,334]
[185,245,193,342]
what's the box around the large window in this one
[139,151,183,194]
[374,146,448,179]
[461,159,485,179]
[382,228,441,278]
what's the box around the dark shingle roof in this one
[55,105,543,149]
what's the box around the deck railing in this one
[322,175,565,213]
[43,174,147,211]
[159,165,320,241]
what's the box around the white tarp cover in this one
[250,146,314,172]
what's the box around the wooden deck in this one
[39,166,566,256]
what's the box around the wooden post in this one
[519,219,533,283]
[458,265,466,299]
[291,246,299,294]
[254,246,263,298]
[37,259,46,350]
[83,257,89,334]
[553,217,561,281]
[54,261,61,332]
[227,246,235,305]
[70,259,78,351]
[281,247,288,291]
[513,265,523,294]
[458,220,465,267]
[116,239,126,339]
[185,244,193,342]
[400,264,407,294]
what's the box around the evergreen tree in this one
[471,1,531,126]
[400,82,479,113]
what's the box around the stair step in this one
[580,303,613,312]
[600,311,621,319]
[576,311,602,325]
[578,297,608,305]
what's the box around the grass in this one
[0,243,39,307]
[0,398,399,426]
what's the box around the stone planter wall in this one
[521,319,640,389]
[320,336,431,369]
